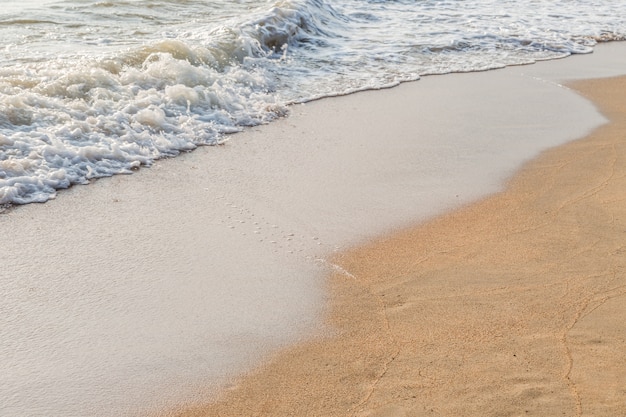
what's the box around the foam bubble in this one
[165,85,201,107]
[135,106,166,129]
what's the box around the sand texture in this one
[172,76,626,417]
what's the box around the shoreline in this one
[1,43,626,417]
[169,76,626,417]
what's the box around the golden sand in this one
[171,76,626,417]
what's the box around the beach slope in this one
[173,77,626,416]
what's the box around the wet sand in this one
[171,76,626,416]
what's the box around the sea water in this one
[1,0,625,205]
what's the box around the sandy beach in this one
[2,43,626,416]
[171,69,626,414]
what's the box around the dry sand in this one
[172,77,626,416]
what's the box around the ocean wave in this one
[0,2,321,204]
